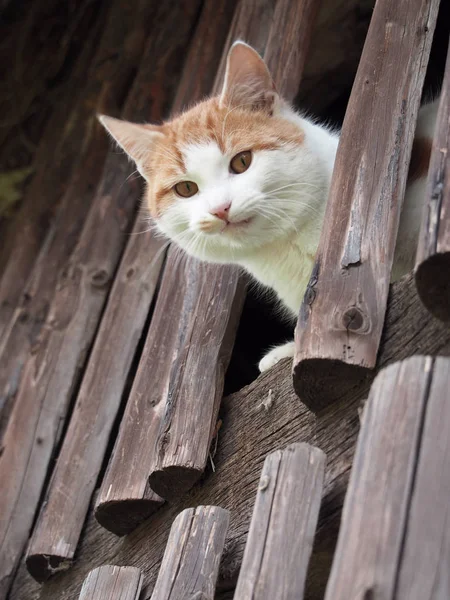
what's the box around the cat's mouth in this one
[222,217,253,232]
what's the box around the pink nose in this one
[210,201,231,222]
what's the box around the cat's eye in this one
[174,181,199,198]
[230,150,252,174]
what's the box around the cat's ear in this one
[98,115,163,175]
[219,41,278,114]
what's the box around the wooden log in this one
[415,43,450,322]
[293,0,440,412]
[395,357,450,599]
[10,273,450,600]
[0,2,202,595]
[324,356,450,599]
[79,566,143,600]
[25,0,237,573]
[151,506,230,600]
[147,0,320,501]
[234,443,325,600]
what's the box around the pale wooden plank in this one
[323,356,437,599]
[0,1,203,594]
[79,566,142,600]
[234,443,325,600]
[395,357,450,599]
[415,42,450,322]
[294,0,440,412]
[150,506,229,600]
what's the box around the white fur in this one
[156,99,438,372]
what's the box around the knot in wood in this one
[91,269,110,289]
[342,307,365,332]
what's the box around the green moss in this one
[0,166,34,218]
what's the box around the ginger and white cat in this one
[99,42,437,372]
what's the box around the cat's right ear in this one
[219,41,278,115]
[98,115,163,176]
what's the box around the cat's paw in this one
[259,341,295,373]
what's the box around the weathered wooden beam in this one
[415,43,450,322]
[147,0,320,502]
[234,443,325,600]
[293,0,440,412]
[324,356,450,599]
[24,0,237,573]
[151,506,229,600]
[79,566,143,600]
[0,2,202,596]
[10,273,450,600]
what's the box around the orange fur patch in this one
[144,98,304,217]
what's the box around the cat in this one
[99,41,437,373]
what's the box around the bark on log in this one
[0,2,201,595]
[415,42,450,322]
[151,506,230,600]
[234,443,325,600]
[324,356,450,599]
[8,273,448,600]
[79,566,143,600]
[146,0,320,502]
[293,0,440,412]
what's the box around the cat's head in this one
[99,42,316,263]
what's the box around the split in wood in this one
[79,566,143,600]
[325,356,450,599]
[150,506,229,600]
[415,42,450,322]
[234,443,325,600]
[293,0,440,413]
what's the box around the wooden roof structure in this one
[0,0,449,598]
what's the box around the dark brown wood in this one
[25,0,237,571]
[234,443,325,600]
[146,0,320,502]
[7,272,446,600]
[151,506,230,600]
[293,0,440,412]
[324,356,450,599]
[0,3,202,596]
[79,566,143,600]
[415,43,450,322]
[25,235,166,582]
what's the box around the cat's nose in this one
[210,201,231,222]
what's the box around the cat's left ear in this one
[98,115,164,177]
[219,41,279,115]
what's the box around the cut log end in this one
[148,465,203,501]
[293,358,373,413]
[94,497,164,536]
[415,253,450,322]
[26,553,72,584]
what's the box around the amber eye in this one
[174,181,199,198]
[230,150,252,174]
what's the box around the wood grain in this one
[395,357,450,599]
[8,273,446,600]
[151,506,229,600]
[324,356,450,599]
[294,0,440,412]
[79,566,143,600]
[0,2,201,595]
[147,0,320,502]
[415,42,450,321]
[23,0,240,579]
[234,443,325,600]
